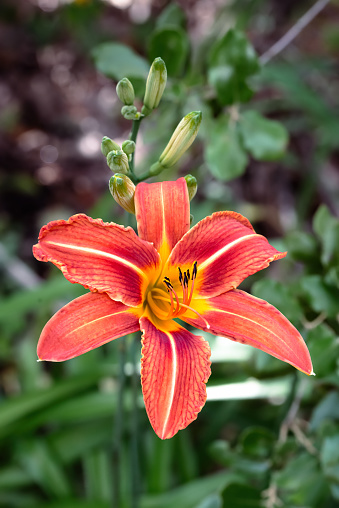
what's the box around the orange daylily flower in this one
[33,178,313,439]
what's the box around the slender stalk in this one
[112,339,127,508]
[130,333,140,508]
[129,118,143,176]
[260,0,330,65]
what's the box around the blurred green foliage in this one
[1,0,339,507]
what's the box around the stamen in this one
[178,267,183,284]
[187,269,190,280]
[153,295,210,330]
[192,261,197,279]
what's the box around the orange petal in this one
[135,178,190,261]
[33,214,160,307]
[166,211,285,298]
[37,292,141,361]
[183,289,313,375]
[140,317,211,439]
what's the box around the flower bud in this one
[109,173,136,214]
[122,140,136,155]
[121,105,138,120]
[184,174,198,201]
[116,78,135,105]
[142,57,167,116]
[159,111,202,168]
[101,136,120,157]
[107,150,130,174]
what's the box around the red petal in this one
[37,292,140,361]
[166,211,285,298]
[140,317,211,439]
[33,214,160,307]
[135,178,190,261]
[183,290,313,375]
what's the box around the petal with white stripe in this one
[140,316,211,439]
[166,211,285,298]
[33,214,160,307]
[37,292,141,361]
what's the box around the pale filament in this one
[153,294,210,330]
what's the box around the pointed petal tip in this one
[310,370,316,376]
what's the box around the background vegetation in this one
[1,0,339,507]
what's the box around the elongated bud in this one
[116,78,135,105]
[109,173,136,214]
[159,111,202,168]
[185,174,198,201]
[122,140,136,155]
[142,58,167,116]
[107,150,130,174]
[101,136,120,157]
[121,105,138,120]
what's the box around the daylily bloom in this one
[33,178,313,439]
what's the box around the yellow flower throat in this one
[146,261,210,328]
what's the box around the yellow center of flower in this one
[146,261,210,329]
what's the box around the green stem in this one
[129,118,143,176]
[131,333,140,508]
[112,339,126,508]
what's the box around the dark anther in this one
[178,267,183,284]
[192,261,197,279]
[164,276,170,282]
[183,272,188,287]
[163,279,173,289]
[187,269,190,280]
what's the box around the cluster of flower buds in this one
[149,111,202,175]
[102,57,201,214]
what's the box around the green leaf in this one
[148,27,189,76]
[156,3,186,29]
[0,371,106,438]
[275,453,325,506]
[239,110,288,161]
[195,494,223,508]
[284,231,320,265]
[91,42,149,81]
[208,29,259,106]
[307,324,339,378]
[209,29,259,77]
[239,426,276,459]
[313,205,339,266]
[252,279,302,325]
[141,471,239,508]
[221,483,262,507]
[83,449,111,502]
[310,392,339,431]
[205,119,248,181]
[208,66,253,106]
[301,275,339,318]
[18,440,72,498]
[321,434,339,499]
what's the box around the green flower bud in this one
[116,78,135,105]
[121,105,138,120]
[142,57,167,116]
[107,150,130,174]
[159,111,202,168]
[122,140,136,155]
[184,174,198,201]
[109,173,136,214]
[101,136,120,157]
